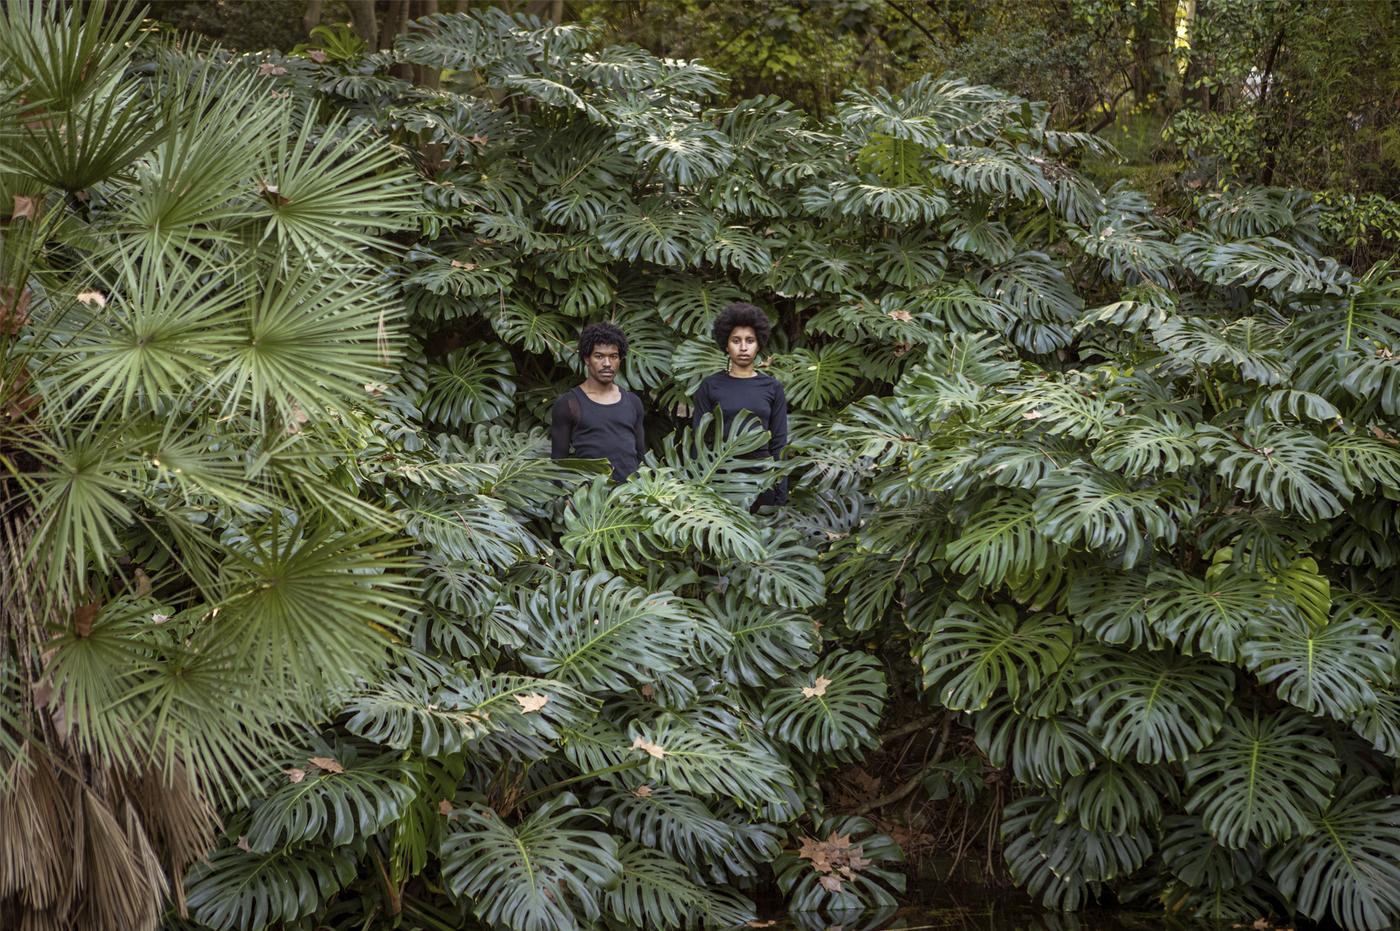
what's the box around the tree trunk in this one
[387,0,413,76]
[1130,0,1175,107]
[1180,0,1210,109]
[302,0,324,37]
[414,0,441,89]
[346,0,378,50]
[1257,24,1287,184]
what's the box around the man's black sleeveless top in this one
[549,386,646,481]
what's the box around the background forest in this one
[3,2,1400,931]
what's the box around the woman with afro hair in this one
[691,301,789,507]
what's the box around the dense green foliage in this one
[4,4,1400,931]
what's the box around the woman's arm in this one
[769,379,789,504]
[691,379,714,433]
[768,379,789,458]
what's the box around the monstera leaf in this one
[510,570,696,691]
[440,793,621,931]
[1197,425,1351,521]
[920,602,1074,711]
[245,745,415,851]
[604,842,756,930]
[185,844,357,931]
[731,528,826,608]
[1184,708,1339,848]
[1352,690,1400,758]
[599,785,737,867]
[1032,467,1188,569]
[1159,814,1263,891]
[1001,795,1151,910]
[654,276,746,336]
[773,344,864,411]
[1266,778,1400,931]
[420,343,517,427]
[623,714,795,808]
[1066,570,1158,649]
[1144,567,1282,663]
[1243,610,1393,719]
[1091,415,1199,476]
[973,698,1099,787]
[1074,645,1235,764]
[1054,760,1179,833]
[944,490,1061,588]
[344,666,596,757]
[700,589,818,687]
[560,477,655,574]
[763,650,888,759]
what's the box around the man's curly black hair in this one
[711,301,772,352]
[577,322,628,362]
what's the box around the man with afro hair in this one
[550,322,646,481]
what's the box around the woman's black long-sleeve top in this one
[690,371,789,505]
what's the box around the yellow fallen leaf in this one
[76,290,106,308]
[802,676,832,698]
[284,768,306,783]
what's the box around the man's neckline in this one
[577,385,624,405]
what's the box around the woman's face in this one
[726,326,759,367]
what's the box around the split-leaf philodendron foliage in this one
[2,4,1400,931]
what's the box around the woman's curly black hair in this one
[711,301,772,352]
[577,322,628,362]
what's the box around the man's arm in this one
[632,394,646,464]
[549,394,573,459]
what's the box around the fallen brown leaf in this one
[634,784,653,797]
[631,736,666,759]
[0,286,31,334]
[73,601,100,637]
[802,676,832,698]
[236,835,251,852]
[307,49,327,63]
[76,290,106,308]
[308,756,344,774]
[11,195,38,221]
[284,768,306,783]
[515,692,549,713]
[438,799,453,816]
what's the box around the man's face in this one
[585,343,620,384]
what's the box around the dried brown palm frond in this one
[0,515,218,930]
